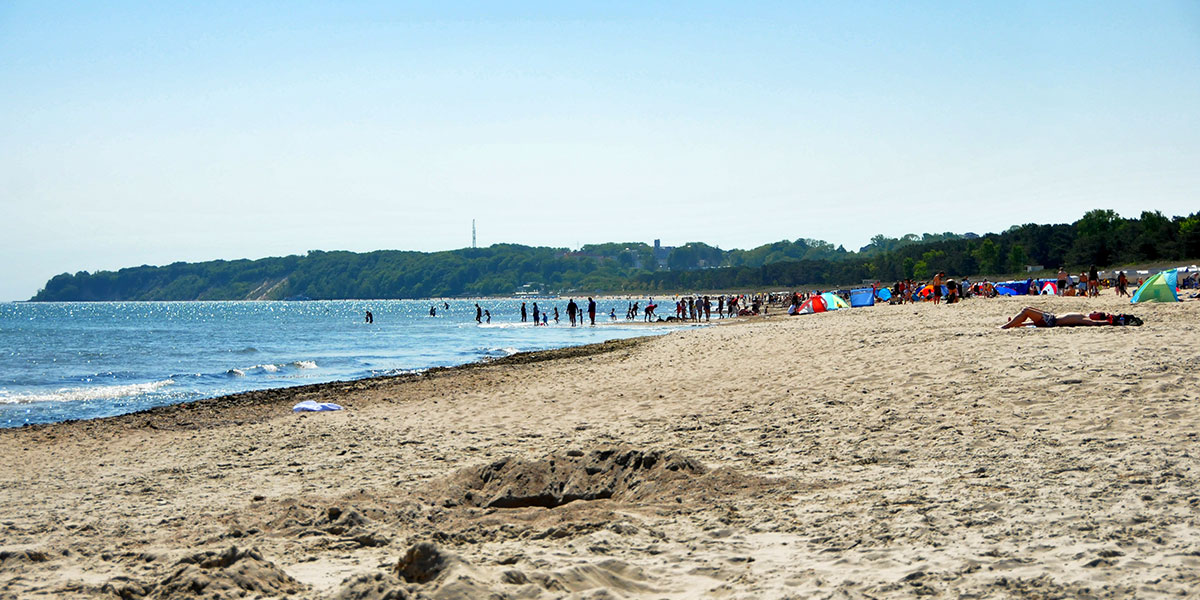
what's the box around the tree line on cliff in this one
[31,209,1200,301]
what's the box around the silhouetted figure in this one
[475,303,482,323]
[587,297,596,326]
[521,302,527,322]
[429,305,436,317]
[567,299,578,326]
[484,310,491,323]
[365,310,373,324]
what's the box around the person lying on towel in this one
[1000,307,1143,329]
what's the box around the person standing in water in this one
[429,305,436,317]
[587,297,596,326]
[484,310,491,323]
[365,310,373,324]
[521,302,527,322]
[567,299,578,326]
[475,303,482,323]
[532,302,540,325]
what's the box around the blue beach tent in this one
[876,288,892,302]
[850,288,876,307]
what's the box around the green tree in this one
[1007,244,1030,273]
[971,238,1001,274]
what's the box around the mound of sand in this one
[331,541,656,600]
[148,546,305,599]
[429,448,707,509]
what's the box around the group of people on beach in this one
[359,262,1185,330]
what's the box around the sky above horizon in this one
[2,2,1198,300]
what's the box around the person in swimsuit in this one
[1000,307,1114,329]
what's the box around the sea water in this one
[0,299,676,427]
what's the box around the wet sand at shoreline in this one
[1,295,1197,598]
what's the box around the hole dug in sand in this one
[431,447,708,509]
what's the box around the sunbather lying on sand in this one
[1000,307,1143,329]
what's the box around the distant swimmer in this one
[484,310,491,324]
[430,305,437,317]
[553,307,559,324]
[475,303,482,323]
[444,301,449,310]
[365,310,373,324]
[610,308,616,320]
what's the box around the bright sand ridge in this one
[0,295,1197,598]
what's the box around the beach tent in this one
[821,293,850,310]
[994,282,1022,296]
[1039,281,1058,295]
[850,288,875,307]
[1130,269,1179,303]
[915,284,949,300]
[793,295,828,315]
[876,288,893,302]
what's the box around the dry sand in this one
[1,295,1198,599]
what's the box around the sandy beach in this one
[1,295,1197,599]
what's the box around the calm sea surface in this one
[0,299,675,427]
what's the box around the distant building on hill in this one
[653,239,674,269]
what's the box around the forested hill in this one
[31,210,1200,301]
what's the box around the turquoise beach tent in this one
[876,288,893,302]
[1131,270,1179,303]
[820,293,850,310]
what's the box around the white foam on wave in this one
[256,363,280,373]
[0,379,176,405]
[292,360,317,369]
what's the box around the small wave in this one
[233,347,259,354]
[0,379,176,405]
[482,347,520,357]
[227,369,246,377]
[256,364,279,373]
[292,360,317,369]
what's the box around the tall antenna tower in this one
[472,219,477,249]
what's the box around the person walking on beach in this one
[1089,265,1100,297]
[932,272,944,305]
[475,303,482,323]
[587,297,596,326]
[1057,268,1068,296]
[521,302,527,322]
[1117,271,1129,297]
[703,296,711,322]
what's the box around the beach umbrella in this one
[1040,281,1058,295]
[1130,269,1179,303]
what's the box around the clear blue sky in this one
[2,1,1198,300]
